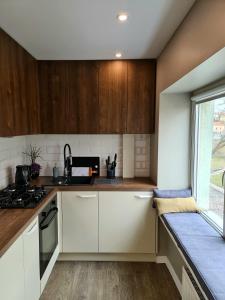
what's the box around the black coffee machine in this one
[15,165,31,186]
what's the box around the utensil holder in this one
[107,168,115,179]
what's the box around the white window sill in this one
[200,210,223,235]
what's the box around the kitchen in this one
[1,1,225,300]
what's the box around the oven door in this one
[39,202,58,279]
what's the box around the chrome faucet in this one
[64,144,72,177]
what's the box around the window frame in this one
[192,99,225,237]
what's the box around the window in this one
[194,97,225,231]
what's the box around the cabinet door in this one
[99,192,156,253]
[0,31,14,136]
[11,46,30,136]
[0,29,40,136]
[62,192,98,252]
[0,235,25,300]
[23,217,40,300]
[26,57,40,134]
[38,61,69,133]
[127,60,156,133]
[99,61,127,133]
[67,61,99,133]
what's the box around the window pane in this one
[196,98,225,228]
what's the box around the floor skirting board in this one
[58,253,156,262]
[156,256,182,295]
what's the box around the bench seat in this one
[161,212,225,300]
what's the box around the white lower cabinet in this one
[61,191,156,254]
[0,217,40,300]
[0,235,25,300]
[23,217,40,300]
[62,192,99,252]
[99,192,156,253]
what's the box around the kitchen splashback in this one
[0,135,150,188]
[25,134,151,177]
[0,136,26,188]
[135,134,151,177]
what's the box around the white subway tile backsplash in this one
[134,134,150,177]
[0,134,150,187]
[136,155,146,162]
[135,147,141,155]
[135,140,146,147]
[136,162,141,169]
[25,135,124,177]
[0,136,26,188]
[46,145,62,154]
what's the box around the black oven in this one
[39,196,58,278]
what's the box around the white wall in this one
[157,93,191,189]
[0,136,26,188]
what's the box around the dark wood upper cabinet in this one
[0,30,15,136]
[1,28,156,137]
[67,61,99,134]
[0,29,40,137]
[99,61,127,133]
[39,60,156,134]
[12,45,29,136]
[26,56,40,134]
[38,61,69,134]
[127,60,156,134]
[39,61,99,134]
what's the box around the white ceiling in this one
[0,0,195,60]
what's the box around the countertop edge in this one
[33,176,157,191]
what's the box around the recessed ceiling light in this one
[117,13,128,22]
[115,52,122,58]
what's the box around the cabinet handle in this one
[26,221,38,235]
[77,194,97,199]
[135,195,151,199]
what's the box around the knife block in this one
[107,168,115,179]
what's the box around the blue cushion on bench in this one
[163,213,220,238]
[162,212,225,300]
[153,188,192,198]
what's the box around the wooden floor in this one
[40,261,180,300]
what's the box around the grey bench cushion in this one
[162,213,225,300]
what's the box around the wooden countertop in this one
[0,188,57,257]
[33,176,157,191]
[0,176,156,257]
